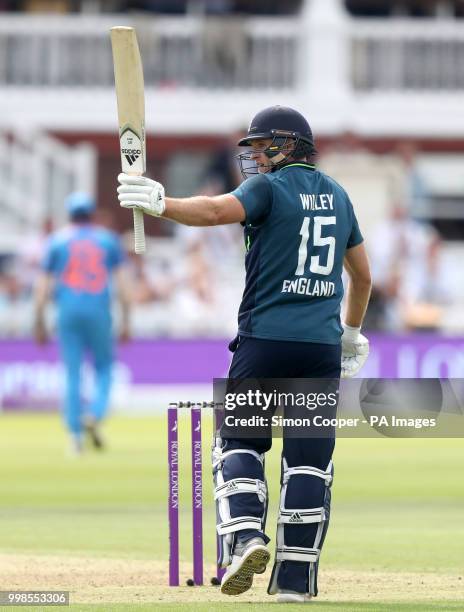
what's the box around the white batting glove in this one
[341,324,369,378]
[117,173,166,216]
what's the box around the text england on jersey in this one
[281,278,335,297]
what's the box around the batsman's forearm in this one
[344,279,371,328]
[114,267,131,320]
[34,273,52,314]
[163,196,219,226]
[120,300,130,327]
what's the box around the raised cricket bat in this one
[110,26,146,254]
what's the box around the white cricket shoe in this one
[220,537,271,596]
[277,589,312,603]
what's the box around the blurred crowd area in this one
[1,0,464,17]
[1,132,463,339]
[0,0,304,15]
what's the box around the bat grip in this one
[133,207,146,254]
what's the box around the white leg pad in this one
[268,459,333,596]
[213,440,267,567]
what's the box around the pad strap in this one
[217,515,262,535]
[276,545,320,563]
[278,507,325,524]
[212,447,263,469]
[214,477,267,502]
[284,462,333,485]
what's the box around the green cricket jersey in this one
[231,163,363,344]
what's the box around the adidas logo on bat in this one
[122,148,141,166]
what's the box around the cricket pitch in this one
[1,554,463,606]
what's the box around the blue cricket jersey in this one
[231,163,363,344]
[42,224,125,316]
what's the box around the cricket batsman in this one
[117,106,371,602]
[34,192,131,454]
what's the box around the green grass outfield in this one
[7,604,464,612]
[0,413,463,610]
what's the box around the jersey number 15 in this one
[295,216,336,276]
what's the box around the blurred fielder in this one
[34,192,131,454]
[117,106,371,602]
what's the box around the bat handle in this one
[133,207,146,254]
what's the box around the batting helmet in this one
[236,105,316,178]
